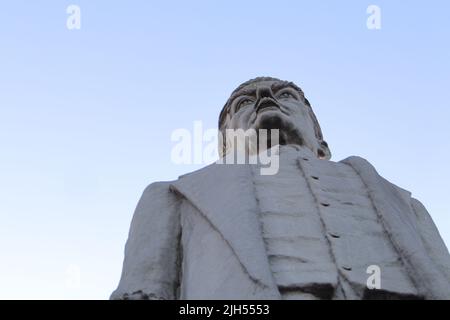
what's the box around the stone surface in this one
[111,77,450,300]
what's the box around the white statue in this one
[111,77,450,300]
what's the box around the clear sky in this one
[0,1,449,299]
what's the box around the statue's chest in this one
[252,151,376,256]
[251,150,415,298]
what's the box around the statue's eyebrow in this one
[229,88,257,102]
[227,82,302,109]
[271,82,298,94]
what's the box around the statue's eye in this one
[237,98,253,110]
[278,92,295,99]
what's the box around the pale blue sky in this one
[0,1,449,299]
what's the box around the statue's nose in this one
[255,85,279,112]
[256,86,275,101]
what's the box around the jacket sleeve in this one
[110,181,181,300]
[410,197,450,283]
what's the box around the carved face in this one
[221,80,330,159]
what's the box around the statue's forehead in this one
[239,80,281,92]
[231,80,294,100]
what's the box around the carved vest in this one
[252,145,419,299]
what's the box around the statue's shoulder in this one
[339,155,413,200]
[339,155,387,178]
[142,180,174,196]
[177,162,218,180]
[176,161,239,183]
[137,180,180,212]
[171,162,249,201]
[338,155,373,167]
[140,162,231,200]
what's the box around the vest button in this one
[342,266,352,271]
[329,232,340,238]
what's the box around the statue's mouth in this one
[256,97,281,114]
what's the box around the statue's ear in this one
[317,140,331,160]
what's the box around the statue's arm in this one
[410,197,450,281]
[110,181,181,300]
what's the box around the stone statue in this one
[111,77,450,300]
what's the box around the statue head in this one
[219,77,331,159]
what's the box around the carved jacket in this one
[111,151,450,300]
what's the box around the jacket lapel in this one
[170,162,278,293]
